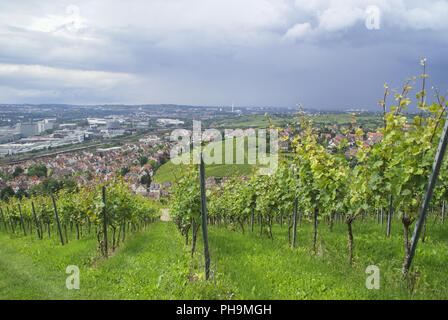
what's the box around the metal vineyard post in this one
[200,153,211,280]
[17,204,26,236]
[51,195,64,246]
[403,112,448,274]
[102,186,108,258]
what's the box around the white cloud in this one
[1,0,448,52]
[399,1,448,30]
[0,0,446,106]
[293,0,448,33]
[318,6,365,32]
[0,86,58,99]
[0,63,147,104]
[0,63,136,89]
[28,4,85,34]
[283,23,312,41]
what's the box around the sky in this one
[0,0,447,111]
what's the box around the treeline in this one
[0,164,79,200]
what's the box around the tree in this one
[27,164,47,177]
[0,169,13,181]
[13,166,24,178]
[149,159,158,169]
[140,173,152,188]
[86,171,93,181]
[159,157,168,165]
[14,187,28,200]
[63,178,77,192]
[139,156,148,166]
[120,166,130,176]
[0,186,15,200]
[30,178,63,196]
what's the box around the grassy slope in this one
[153,159,254,184]
[153,138,256,183]
[212,114,289,129]
[1,217,447,299]
[154,113,385,184]
[0,222,231,299]
[203,218,448,299]
[0,222,202,299]
[210,113,384,131]
[0,231,97,299]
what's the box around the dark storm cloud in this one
[0,0,447,110]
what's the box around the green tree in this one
[140,172,152,188]
[12,166,24,178]
[62,178,77,192]
[139,155,148,166]
[31,178,63,195]
[0,186,15,200]
[14,187,28,200]
[27,164,47,177]
[120,166,130,176]
[86,171,93,180]
[149,159,157,168]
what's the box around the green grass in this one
[209,113,386,132]
[310,112,382,130]
[154,155,254,184]
[1,217,447,299]
[154,158,253,184]
[211,114,289,129]
[0,222,228,299]
[0,229,97,299]
[200,216,448,299]
[153,138,258,183]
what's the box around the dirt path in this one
[160,209,171,221]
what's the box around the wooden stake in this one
[250,209,254,232]
[200,153,211,280]
[6,207,14,234]
[102,186,108,257]
[442,200,445,223]
[18,204,26,236]
[292,198,298,248]
[0,207,7,231]
[51,195,64,245]
[386,195,392,237]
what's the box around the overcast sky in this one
[0,0,447,110]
